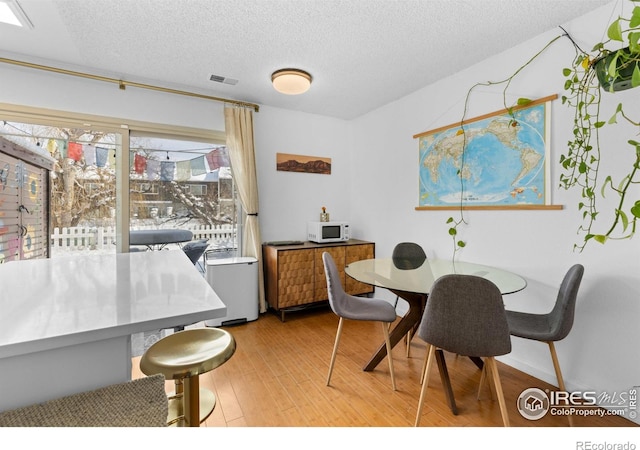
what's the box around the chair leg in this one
[415,344,436,426]
[548,341,574,427]
[477,363,487,400]
[382,322,397,391]
[477,361,496,400]
[419,343,430,385]
[486,357,510,427]
[326,317,345,386]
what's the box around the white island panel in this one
[0,250,227,411]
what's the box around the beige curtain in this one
[224,106,266,313]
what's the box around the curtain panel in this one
[224,106,266,313]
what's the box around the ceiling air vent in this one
[209,74,238,85]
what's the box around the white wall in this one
[1,0,637,423]
[350,3,640,422]
[253,105,353,242]
[0,62,225,130]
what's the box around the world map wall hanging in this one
[414,94,560,210]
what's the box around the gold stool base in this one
[167,388,216,427]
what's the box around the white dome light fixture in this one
[271,68,312,95]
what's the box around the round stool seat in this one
[140,328,236,379]
[140,328,236,426]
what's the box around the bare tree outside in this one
[48,129,116,228]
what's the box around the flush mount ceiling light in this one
[0,0,33,28]
[271,69,312,95]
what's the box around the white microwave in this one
[307,221,350,243]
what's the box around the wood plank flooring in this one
[131,306,636,428]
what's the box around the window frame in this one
[0,102,229,254]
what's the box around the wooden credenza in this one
[262,239,375,321]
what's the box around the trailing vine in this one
[559,2,640,250]
[448,35,564,256]
[447,0,640,255]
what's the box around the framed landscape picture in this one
[276,153,331,174]
[414,95,557,210]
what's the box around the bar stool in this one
[140,328,236,427]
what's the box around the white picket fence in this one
[50,224,236,253]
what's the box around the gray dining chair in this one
[392,242,427,271]
[322,252,398,391]
[505,264,584,426]
[414,274,512,427]
[391,242,427,357]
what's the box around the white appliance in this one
[204,256,259,327]
[307,221,350,243]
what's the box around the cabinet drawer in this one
[277,249,314,309]
[345,244,375,295]
[314,246,345,301]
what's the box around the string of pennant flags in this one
[46,139,230,182]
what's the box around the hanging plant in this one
[446,0,640,255]
[560,1,640,250]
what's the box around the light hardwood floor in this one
[131,307,636,428]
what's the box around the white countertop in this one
[0,250,227,359]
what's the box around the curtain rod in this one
[0,57,260,112]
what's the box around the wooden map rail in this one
[415,205,563,211]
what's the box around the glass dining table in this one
[345,257,527,414]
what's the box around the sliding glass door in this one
[0,112,235,262]
[129,133,239,256]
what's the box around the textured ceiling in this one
[0,0,614,119]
